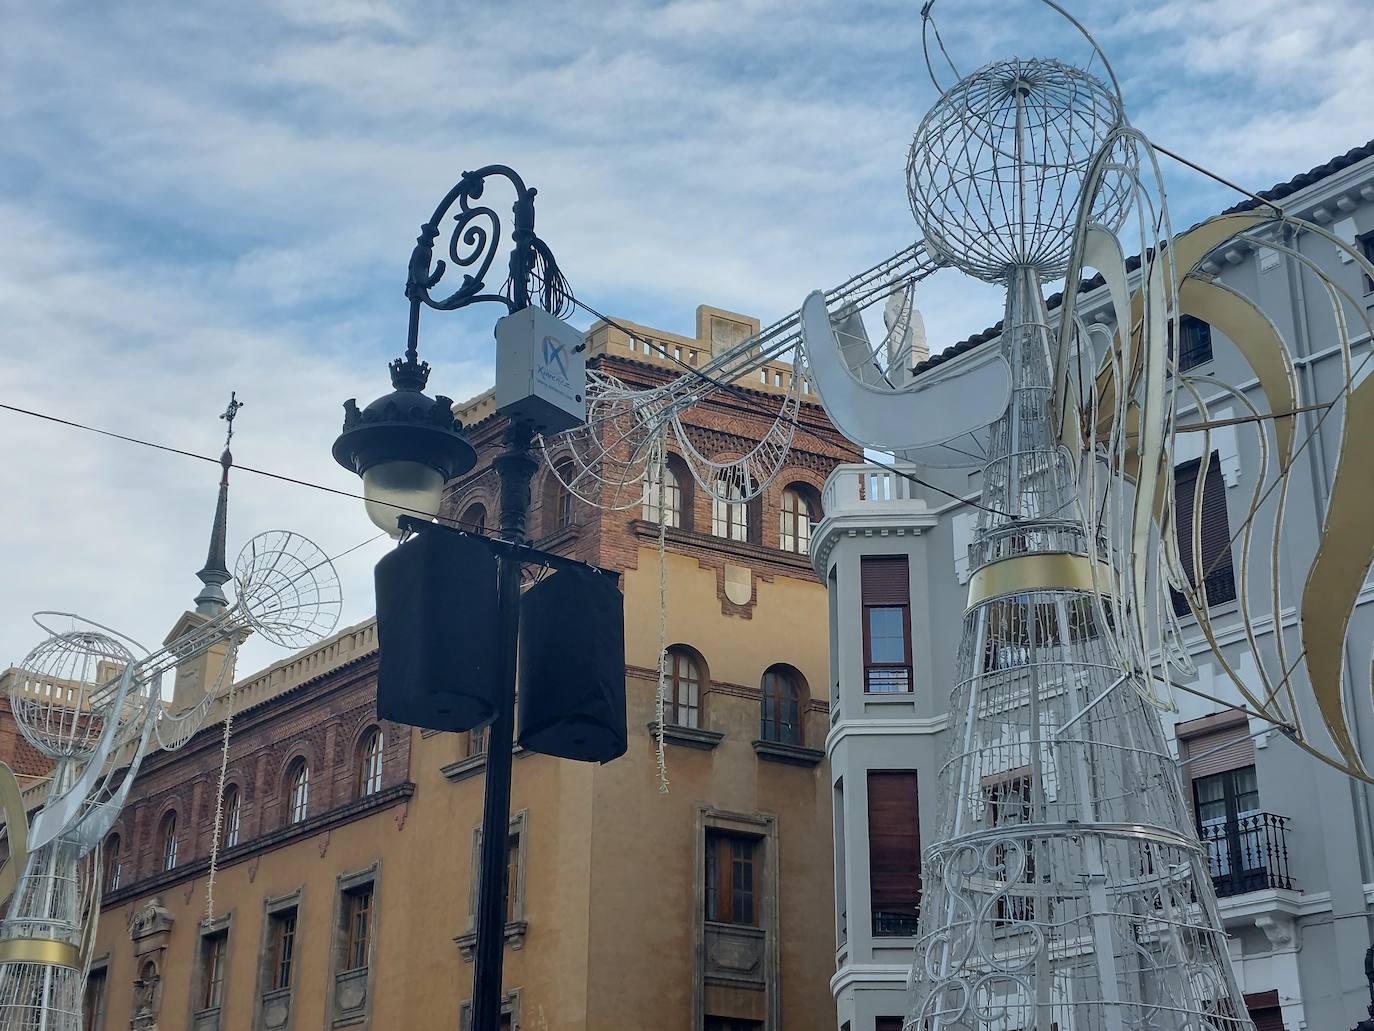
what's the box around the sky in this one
[1,0,1371,677]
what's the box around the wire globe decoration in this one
[907,57,1133,283]
[233,530,343,649]
[10,622,137,762]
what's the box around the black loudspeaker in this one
[516,565,627,762]
[374,529,500,732]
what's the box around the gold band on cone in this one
[966,554,1114,610]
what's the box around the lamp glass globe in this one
[362,461,445,538]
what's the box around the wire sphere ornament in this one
[907,57,1133,283]
[9,623,137,761]
[233,530,343,649]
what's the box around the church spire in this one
[194,392,243,615]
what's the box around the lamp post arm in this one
[403,165,569,364]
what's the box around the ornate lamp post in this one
[332,163,570,537]
[333,166,583,1031]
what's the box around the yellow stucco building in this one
[79,304,857,1031]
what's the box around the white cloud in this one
[0,0,1371,674]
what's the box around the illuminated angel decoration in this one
[790,0,1374,1027]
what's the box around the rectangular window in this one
[667,650,701,729]
[468,812,526,932]
[867,771,921,936]
[82,968,107,1031]
[459,997,517,1031]
[1175,314,1213,371]
[1193,764,1271,896]
[876,1020,905,1031]
[705,831,758,926]
[200,931,227,1011]
[705,1020,763,1031]
[504,834,520,924]
[268,908,297,991]
[712,478,751,542]
[342,886,373,971]
[642,464,682,528]
[1360,231,1374,293]
[861,557,912,692]
[1171,454,1237,616]
[466,726,487,758]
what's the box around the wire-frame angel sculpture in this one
[0,531,341,1030]
[792,0,1374,1026]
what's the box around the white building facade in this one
[815,140,1374,1031]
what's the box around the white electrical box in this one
[494,307,587,434]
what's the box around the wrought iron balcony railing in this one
[1199,811,1294,898]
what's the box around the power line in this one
[0,401,551,539]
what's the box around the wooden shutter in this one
[862,557,910,605]
[1174,456,1235,601]
[1178,709,1254,779]
[867,771,921,916]
[1244,990,1285,1031]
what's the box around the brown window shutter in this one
[1179,713,1255,779]
[867,771,921,925]
[862,556,910,605]
[1174,455,1235,603]
[1244,990,1285,1030]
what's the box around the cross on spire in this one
[220,391,244,452]
[195,392,243,615]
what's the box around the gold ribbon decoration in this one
[1301,368,1374,774]
[0,761,29,908]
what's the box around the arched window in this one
[780,484,820,554]
[760,666,802,745]
[104,834,122,891]
[642,460,683,528]
[664,647,702,728]
[712,472,751,542]
[460,503,487,534]
[221,786,241,849]
[160,812,179,871]
[554,460,576,530]
[286,760,310,826]
[357,727,384,797]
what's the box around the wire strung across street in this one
[0,401,555,543]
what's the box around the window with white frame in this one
[711,472,751,542]
[357,727,383,798]
[286,760,310,825]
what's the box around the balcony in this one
[1200,812,1294,898]
[812,463,936,573]
[821,463,929,517]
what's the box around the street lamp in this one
[334,165,619,1031]
[331,351,475,537]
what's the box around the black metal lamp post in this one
[334,166,577,1031]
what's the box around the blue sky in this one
[1,0,1371,674]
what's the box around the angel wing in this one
[1060,142,1374,782]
